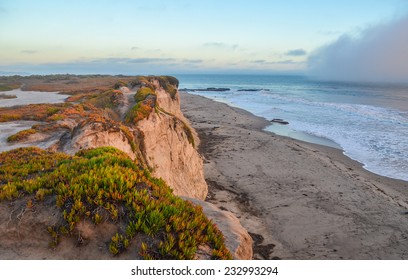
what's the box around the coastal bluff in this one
[57,77,208,200]
[0,75,252,260]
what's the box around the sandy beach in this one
[180,92,408,260]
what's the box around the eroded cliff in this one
[50,76,207,199]
[135,81,207,200]
[0,75,252,259]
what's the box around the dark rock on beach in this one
[270,118,289,125]
[180,87,231,92]
[237,89,270,92]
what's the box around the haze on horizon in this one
[1,0,408,83]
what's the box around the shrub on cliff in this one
[85,89,123,109]
[134,87,155,103]
[0,146,231,260]
[125,87,158,124]
[159,76,179,88]
[125,98,156,124]
[113,80,128,89]
[158,76,178,100]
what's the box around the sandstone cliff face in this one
[136,87,207,200]
[61,121,137,160]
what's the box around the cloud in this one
[202,42,239,50]
[0,58,175,75]
[0,56,197,75]
[251,60,267,64]
[182,59,203,64]
[130,46,140,51]
[21,50,37,54]
[128,57,175,64]
[86,57,175,64]
[88,57,128,64]
[285,49,307,56]
[250,59,300,65]
[202,42,224,47]
[275,60,298,64]
[308,15,408,83]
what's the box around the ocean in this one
[177,74,408,182]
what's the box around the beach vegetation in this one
[0,93,17,99]
[66,93,96,103]
[158,76,178,100]
[130,76,155,90]
[125,100,154,124]
[134,87,155,103]
[0,146,231,260]
[125,87,158,124]
[182,122,195,147]
[6,129,37,142]
[0,103,68,123]
[113,80,128,89]
[0,83,20,92]
[85,89,123,109]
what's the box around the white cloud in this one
[285,49,307,56]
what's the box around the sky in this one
[1,0,408,81]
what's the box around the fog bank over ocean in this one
[308,14,408,83]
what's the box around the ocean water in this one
[178,74,408,182]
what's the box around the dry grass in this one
[0,103,68,122]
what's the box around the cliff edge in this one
[0,75,252,259]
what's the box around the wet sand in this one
[180,92,408,260]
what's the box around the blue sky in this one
[1,0,407,76]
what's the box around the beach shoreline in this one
[180,92,408,260]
